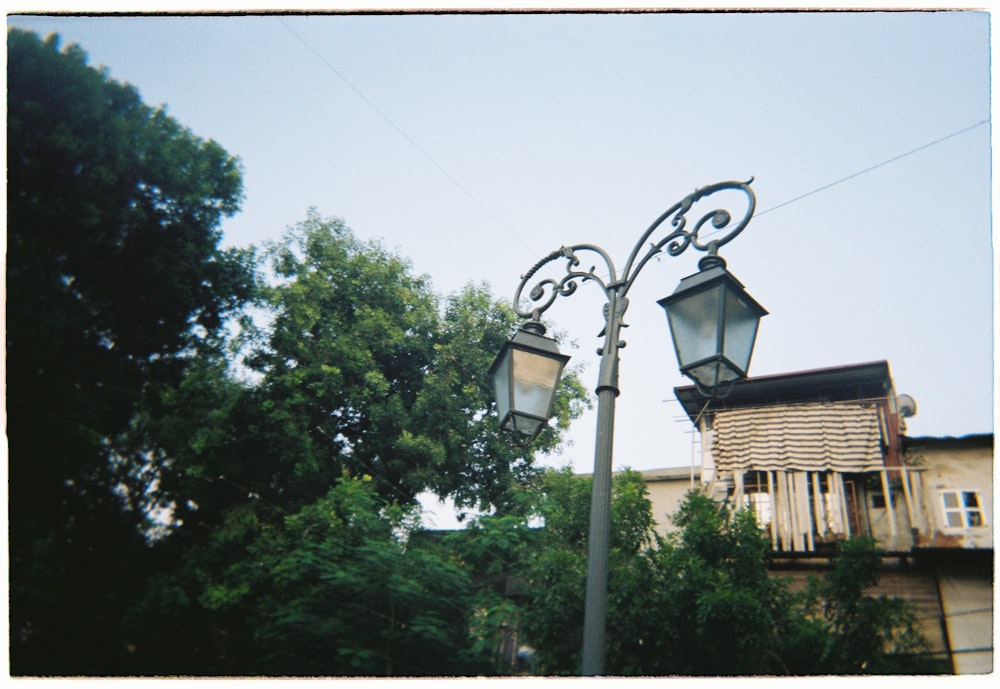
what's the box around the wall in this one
[910,437,993,550]
[642,467,700,538]
[936,562,994,674]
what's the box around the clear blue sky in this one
[7,8,993,524]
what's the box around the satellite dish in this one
[896,394,917,418]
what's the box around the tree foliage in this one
[7,29,254,675]
[198,474,481,676]
[452,467,658,675]
[462,473,943,677]
[58,207,587,675]
[797,536,940,674]
[230,211,587,513]
[636,492,801,675]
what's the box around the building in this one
[643,361,993,673]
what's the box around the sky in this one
[7,5,994,527]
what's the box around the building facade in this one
[645,361,993,673]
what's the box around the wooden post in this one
[797,472,814,552]
[786,472,802,551]
[898,467,916,537]
[776,471,790,551]
[836,474,851,537]
[811,472,825,541]
[880,469,898,538]
[767,471,778,550]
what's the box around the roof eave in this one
[673,360,894,422]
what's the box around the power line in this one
[653,117,989,285]
[274,17,538,258]
[756,119,990,218]
[275,15,987,269]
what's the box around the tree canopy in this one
[7,28,254,674]
[7,30,588,674]
[456,472,943,676]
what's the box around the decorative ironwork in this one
[512,178,756,332]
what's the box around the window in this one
[939,490,986,528]
[871,493,896,509]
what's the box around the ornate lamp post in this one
[490,179,767,676]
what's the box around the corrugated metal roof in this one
[674,360,892,422]
[711,401,885,472]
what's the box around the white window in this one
[939,490,986,528]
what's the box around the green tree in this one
[235,211,586,514]
[465,475,940,677]
[623,492,939,676]
[794,536,943,674]
[7,30,254,675]
[494,468,654,675]
[199,474,481,676]
[236,211,442,511]
[120,212,588,675]
[640,492,799,675]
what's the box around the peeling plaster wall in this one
[910,438,993,550]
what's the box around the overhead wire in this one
[276,16,987,290]
[655,116,989,291]
[658,116,992,290]
[275,16,538,258]
[689,118,991,249]
[754,118,990,219]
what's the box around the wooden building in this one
[642,361,994,673]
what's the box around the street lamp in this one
[489,322,571,441]
[492,179,766,676]
[659,255,767,398]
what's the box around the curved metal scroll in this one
[621,177,756,293]
[512,178,756,324]
[513,244,617,324]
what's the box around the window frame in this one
[938,489,987,529]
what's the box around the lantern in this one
[658,260,767,396]
[490,324,570,441]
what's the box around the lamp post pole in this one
[501,179,763,676]
[582,287,623,675]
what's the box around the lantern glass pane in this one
[511,348,562,420]
[722,288,762,372]
[512,414,545,438]
[686,360,740,390]
[492,351,512,422]
[666,284,723,368]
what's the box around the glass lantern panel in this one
[492,351,512,423]
[511,413,545,438]
[722,288,762,373]
[666,284,723,369]
[686,359,740,390]
[511,348,562,420]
